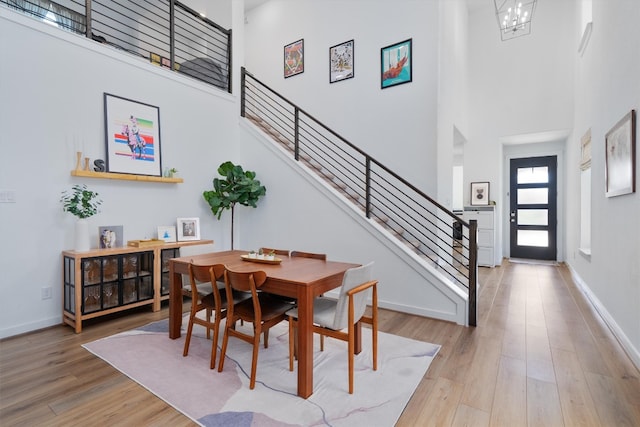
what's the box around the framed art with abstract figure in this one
[104,93,162,177]
[381,38,412,89]
[98,225,123,249]
[329,39,354,83]
[284,39,304,78]
[605,110,636,197]
[470,182,490,206]
[157,225,177,243]
[177,218,200,241]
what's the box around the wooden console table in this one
[62,239,212,333]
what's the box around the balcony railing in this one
[2,0,231,91]
[241,67,479,326]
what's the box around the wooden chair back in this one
[260,247,290,256]
[290,250,327,260]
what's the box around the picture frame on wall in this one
[329,39,354,83]
[605,109,636,197]
[380,38,412,89]
[157,225,177,243]
[470,182,490,206]
[104,93,162,177]
[284,39,304,78]
[176,217,200,241]
[98,225,123,249]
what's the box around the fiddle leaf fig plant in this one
[203,161,266,248]
[61,184,102,219]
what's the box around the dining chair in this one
[218,267,292,389]
[287,262,377,394]
[260,247,290,257]
[290,250,327,260]
[182,263,250,369]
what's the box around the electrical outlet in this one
[41,287,52,300]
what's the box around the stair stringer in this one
[240,118,469,326]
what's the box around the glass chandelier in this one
[494,0,537,41]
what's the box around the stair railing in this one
[241,67,478,326]
[2,0,231,91]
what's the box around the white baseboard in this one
[566,263,640,371]
[0,316,61,340]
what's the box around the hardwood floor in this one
[1,260,639,426]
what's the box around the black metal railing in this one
[241,67,478,326]
[2,0,231,91]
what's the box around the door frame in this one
[502,142,565,262]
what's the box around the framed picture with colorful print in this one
[381,38,412,89]
[284,39,304,78]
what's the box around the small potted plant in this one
[248,250,257,259]
[265,250,276,261]
[61,184,102,251]
[256,248,265,260]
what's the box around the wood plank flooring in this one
[1,260,639,426]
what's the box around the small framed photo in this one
[284,39,304,78]
[381,38,412,89]
[329,39,354,83]
[470,182,490,206]
[605,110,636,197]
[98,225,123,249]
[177,217,200,241]
[104,93,162,177]
[157,225,177,243]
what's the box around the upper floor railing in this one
[2,0,231,91]
[240,67,479,326]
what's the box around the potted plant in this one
[61,184,102,251]
[203,161,266,249]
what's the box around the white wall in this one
[0,10,239,337]
[244,0,441,194]
[566,0,640,365]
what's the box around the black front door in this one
[509,156,557,260]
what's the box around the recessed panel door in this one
[509,156,557,260]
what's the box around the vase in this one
[75,218,90,252]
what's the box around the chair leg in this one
[250,328,261,389]
[263,329,269,348]
[210,318,220,369]
[348,324,354,394]
[320,334,324,351]
[206,308,212,339]
[218,323,230,372]
[288,316,294,371]
[182,315,195,357]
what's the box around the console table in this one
[62,239,213,333]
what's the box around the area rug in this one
[83,315,440,427]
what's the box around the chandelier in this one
[494,0,537,41]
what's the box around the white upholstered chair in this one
[287,262,378,394]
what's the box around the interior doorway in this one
[509,155,557,260]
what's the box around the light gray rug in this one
[83,315,440,426]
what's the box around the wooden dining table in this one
[168,249,361,398]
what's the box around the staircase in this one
[240,67,479,326]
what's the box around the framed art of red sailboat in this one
[381,38,412,89]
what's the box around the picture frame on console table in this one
[104,93,162,177]
[605,109,636,197]
[470,182,490,206]
[177,218,200,241]
[157,225,177,243]
[98,225,123,249]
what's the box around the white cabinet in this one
[463,206,496,267]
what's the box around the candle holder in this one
[84,157,90,171]
[76,151,82,170]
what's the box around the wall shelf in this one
[70,169,183,183]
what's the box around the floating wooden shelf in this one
[70,169,183,183]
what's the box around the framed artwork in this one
[470,182,490,206]
[98,225,123,249]
[157,225,177,243]
[605,110,636,197]
[381,38,412,89]
[104,93,162,177]
[177,217,200,241]
[329,39,354,83]
[580,128,592,171]
[284,39,304,78]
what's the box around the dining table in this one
[168,249,361,398]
